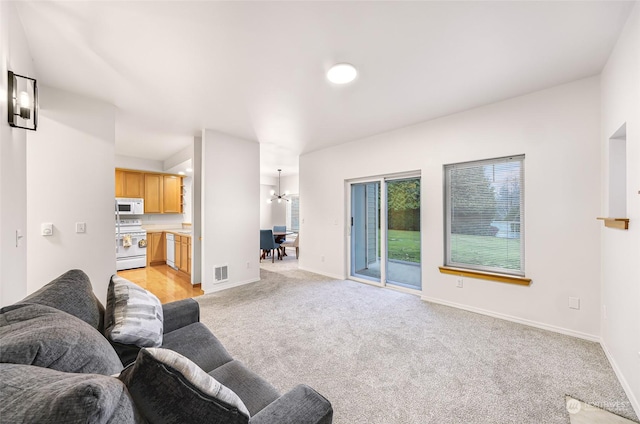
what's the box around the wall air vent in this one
[214,265,228,283]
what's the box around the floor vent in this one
[214,265,228,283]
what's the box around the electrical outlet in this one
[456,278,463,288]
[568,297,580,310]
[75,222,86,233]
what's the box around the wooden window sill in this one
[439,266,531,286]
[596,217,629,230]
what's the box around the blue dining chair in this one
[260,229,281,263]
[273,225,286,240]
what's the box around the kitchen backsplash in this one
[140,214,185,225]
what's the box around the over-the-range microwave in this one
[115,198,144,215]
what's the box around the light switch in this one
[76,222,86,233]
[41,223,53,236]
[568,297,580,310]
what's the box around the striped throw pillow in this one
[119,348,250,423]
[104,275,163,347]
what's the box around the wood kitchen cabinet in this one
[187,237,191,275]
[171,233,191,276]
[147,232,165,266]
[115,168,183,214]
[144,174,163,213]
[115,169,144,198]
[179,236,189,274]
[163,175,182,214]
[174,235,181,270]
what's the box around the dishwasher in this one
[166,233,176,269]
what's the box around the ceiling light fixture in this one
[267,169,289,204]
[7,70,38,131]
[178,171,186,175]
[185,168,193,173]
[327,63,357,84]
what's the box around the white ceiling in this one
[15,1,634,177]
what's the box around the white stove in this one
[116,219,147,271]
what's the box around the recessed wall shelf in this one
[597,217,629,230]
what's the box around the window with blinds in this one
[286,195,300,232]
[444,155,525,276]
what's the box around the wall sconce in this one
[7,70,38,131]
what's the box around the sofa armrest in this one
[249,384,333,424]
[162,298,200,334]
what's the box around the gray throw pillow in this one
[119,348,250,424]
[0,303,123,375]
[0,363,144,424]
[15,269,104,330]
[104,275,164,348]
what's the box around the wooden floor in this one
[117,264,203,304]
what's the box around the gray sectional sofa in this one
[0,269,333,424]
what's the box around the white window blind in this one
[445,155,524,275]
[286,195,300,232]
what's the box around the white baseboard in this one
[203,277,260,294]
[421,295,600,342]
[600,340,640,418]
[297,266,345,281]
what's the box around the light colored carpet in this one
[196,266,638,424]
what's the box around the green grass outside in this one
[387,229,421,263]
[450,234,521,270]
[384,231,520,269]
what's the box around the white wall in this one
[260,174,299,229]
[115,155,163,172]
[200,129,260,292]
[260,184,275,228]
[281,174,299,195]
[192,136,202,284]
[182,176,192,224]
[600,3,640,415]
[26,86,116,304]
[0,2,33,306]
[300,77,602,340]
[264,184,287,227]
[163,145,192,171]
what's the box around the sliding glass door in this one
[350,182,381,282]
[349,175,421,291]
[386,177,421,290]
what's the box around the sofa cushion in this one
[0,303,123,375]
[209,360,281,416]
[162,322,233,372]
[0,363,143,424]
[104,275,163,348]
[13,269,104,330]
[119,348,249,424]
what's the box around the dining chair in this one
[273,225,286,240]
[280,234,299,259]
[260,229,281,263]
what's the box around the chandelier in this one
[267,169,289,203]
